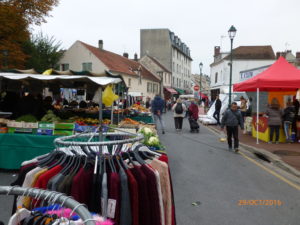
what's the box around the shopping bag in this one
[219,131,227,142]
[102,85,119,107]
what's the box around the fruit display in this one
[74,117,100,126]
[41,110,61,123]
[85,106,99,114]
[123,118,140,125]
[131,104,149,113]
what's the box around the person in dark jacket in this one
[151,94,165,134]
[145,97,151,109]
[213,95,222,125]
[266,98,282,144]
[283,99,295,142]
[221,102,244,152]
[292,96,300,137]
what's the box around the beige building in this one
[139,55,178,99]
[59,40,161,100]
[140,29,192,93]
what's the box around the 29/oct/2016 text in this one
[238,200,283,206]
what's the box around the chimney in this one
[134,53,138,61]
[276,52,281,59]
[214,46,220,57]
[123,52,129,58]
[98,40,103,50]
[296,52,300,59]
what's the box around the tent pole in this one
[99,86,103,141]
[256,88,259,144]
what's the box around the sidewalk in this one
[208,124,300,177]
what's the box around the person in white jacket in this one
[172,98,187,131]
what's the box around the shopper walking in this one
[145,97,151,109]
[188,99,200,132]
[266,98,282,144]
[213,95,222,125]
[283,99,295,143]
[151,94,166,134]
[221,102,244,152]
[172,98,187,131]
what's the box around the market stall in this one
[0,72,123,169]
[234,57,300,143]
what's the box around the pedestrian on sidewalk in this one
[151,94,166,134]
[240,96,247,119]
[221,102,244,152]
[283,99,296,143]
[213,95,222,125]
[265,98,282,144]
[172,98,187,131]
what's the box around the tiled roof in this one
[148,56,171,73]
[223,45,275,60]
[80,41,160,82]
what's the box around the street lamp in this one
[228,25,237,106]
[199,62,203,100]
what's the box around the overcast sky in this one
[34,0,300,75]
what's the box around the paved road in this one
[159,112,300,225]
[1,112,300,225]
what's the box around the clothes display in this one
[11,142,176,225]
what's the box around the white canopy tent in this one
[0,73,123,135]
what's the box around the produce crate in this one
[0,127,8,133]
[38,122,55,129]
[55,123,75,130]
[8,127,36,134]
[130,116,154,124]
[74,123,98,133]
[0,118,8,124]
[7,121,24,128]
[36,129,53,136]
[53,130,74,136]
[23,122,38,129]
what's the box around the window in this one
[147,82,151,92]
[61,63,69,71]
[177,64,179,73]
[128,78,131,87]
[215,72,218,84]
[82,62,92,71]
[172,77,175,86]
[173,62,175,72]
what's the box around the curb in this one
[206,125,300,179]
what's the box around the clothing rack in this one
[0,186,95,225]
[54,126,144,147]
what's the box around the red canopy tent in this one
[233,57,300,144]
[233,56,300,92]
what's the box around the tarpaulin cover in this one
[0,73,122,86]
[233,57,300,92]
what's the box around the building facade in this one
[210,45,276,100]
[140,29,192,93]
[59,40,161,100]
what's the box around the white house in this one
[59,40,161,100]
[210,46,276,100]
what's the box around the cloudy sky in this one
[34,0,300,75]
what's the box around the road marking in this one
[239,151,300,191]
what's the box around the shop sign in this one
[252,116,268,133]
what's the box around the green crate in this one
[38,122,55,129]
[53,130,74,136]
[8,127,37,134]
[54,123,75,130]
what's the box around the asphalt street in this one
[1,112,300,225]
[159,112,300,225]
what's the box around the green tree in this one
[23,33,64,72]
[0,0,59,69]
